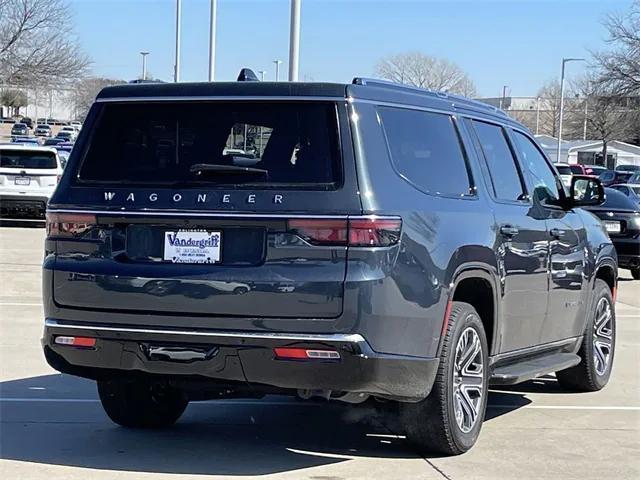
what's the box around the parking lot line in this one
[0,302,42,306]
[1,397,639,410]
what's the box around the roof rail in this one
[351,77,506,117]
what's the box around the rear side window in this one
[0,150,57,169]
[556,165,572,175]
[378,107,471,196]
[78,102,341,188]
[569,165,583,174]
[471,120,525,201]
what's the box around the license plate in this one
[163,230,221,263]
[14,177,30,186]
[604,221,621,234]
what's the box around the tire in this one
[556,279,616,392]
[98,379,188,428]
[401,301,489,455]
[631,268,640,280]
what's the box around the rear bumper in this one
[0,193,50,219]
[611,237,640,268]
[42,319,439,402]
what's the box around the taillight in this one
[287,217,401,247]
[56,175,62,183]
[348,218,402,246]
[288,219,348,245]
[46,212,96,238]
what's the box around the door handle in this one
[500,225,519,237]
[550,228,566,239]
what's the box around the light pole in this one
[208,0,217,81]
[583,98,588,140]
[273,60,283,81]
[258,70,266,81]
[535,96,541,135]
[174,0,182,82]
[140,51,149,80]
[556,57,585,163]
[499,85,508,110]
[288,0,301,81]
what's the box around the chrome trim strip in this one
[96,96,346,103]
[490,337,581,365]
[45,319,365,343]
[46,208,400,221]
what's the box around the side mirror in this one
[568,175,606,208]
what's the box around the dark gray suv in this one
[42,75,617,454]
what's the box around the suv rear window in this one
[0,150,57,169]
[77,102,341,188]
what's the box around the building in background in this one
[535,135,640,167]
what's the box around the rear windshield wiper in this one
[189,164,268,177]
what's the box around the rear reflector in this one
[46,212,96,238]
[274,347,340,360]
[288,217,401,247]
[54,336,96,348]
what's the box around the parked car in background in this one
[555,163,573,186]
[21,117,33,129]
[610,184,640,208]
[43,138,66,147]
[599,169,632,187]
[34,124,53,137]
[70,121,82,130]
[627,172,640,185]
[585,165,607,177]
[57,150,70,169]
[11,123,29,137]
[568,164,592,176]
[36,117,47,125]
[11,136,39,146]
[0,145,62,220]
[616,165,640,173]
[58,126,78,141]
[584,188,640,280]
[54,142,74,153]
[42,76,617,456]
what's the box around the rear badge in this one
[164,230,221,264]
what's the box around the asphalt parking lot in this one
[0,225,638,480]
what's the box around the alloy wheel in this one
[593,297,614,376]
[452,326,484,434]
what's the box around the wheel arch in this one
[447,265,500,356]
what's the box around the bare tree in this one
[570,75,639,168]
[0,87,27,115]
[0,0,90,87]
[535,80,562,137]
[375,52,477,97]
[592,0,640,96]
[69,76,124,120]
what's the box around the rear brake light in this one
[348,218,402,246]
[46,212,96,238]
[274,347,340,360]
[288,217,401,247]
[288,219,348,245]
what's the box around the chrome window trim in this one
[96,96,347,103]
[46,208,400,220]
[45,319,365,343]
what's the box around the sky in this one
[68,0,634,97]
